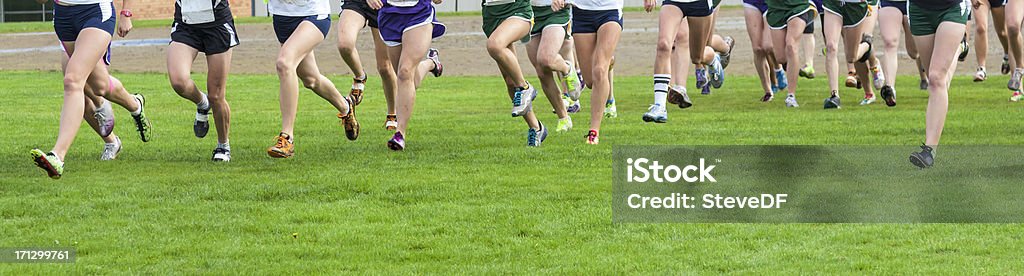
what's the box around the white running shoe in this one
[785,95,800,107]
[100,135,121,161]
[94,99,115,138]
[642,103,668,123]
[511,84,537,117]
[212,146,231,162]
[871,66,885,90]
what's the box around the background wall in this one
[121,0,253,20]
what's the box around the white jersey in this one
[484,0,516,6]
[531,0,551,6]
[268,0,331,17]
[54,0,112,5]
[573,0,621,10]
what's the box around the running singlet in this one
[176,0,232,25]
[573,0,622,10]
[386,0,421,7]
[485,0,517,6]
[268,0,331,16]
[54,0,112,5]
[910,0,958,9]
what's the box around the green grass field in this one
[1,71,1023,273]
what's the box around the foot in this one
[511,84,537,117]
[720,36,735,69]
[388,131,406,151]
[695,66,709,89]
[871,66,885,90]
[920,78,929,90]
[845,72,860,88]
[909,145,935,168]
[194,104,211,138]
[427,48,443,77]
[857,34,874,63]
[668,86,693,108]
[642,103,668,123]
[585,129,599,145]
[556,117,573,132]
[824,94,841,109]
[785,94,799,107]
[604,101,618,118]
[563,61,583,101]
[761,92,774,102]
[1009,68,1023,91]
[880,85,897,107]
[338,97,360,141]
[131,94,152,142]
[709,53,725,89]
[212,146,231,162]
[350,74,366,105]
[859,95,875,105]
[799,65,815,79]
[957,37,970,62]
[94,100,115,138]
[527,122,548,147]
[1010,91,1023,102]
[775,69,788,90]
[1002,54,1011,75]
[974,67,987,82]
[100,136,121,161]
[563,94,581,113]
[267,132,294,158]
[384,114,398,131]
[701,84,712,95]
[31,149,64,179]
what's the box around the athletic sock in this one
[353,73,366,90]
[130,102,142,116]
[197,92,210,110]
[606,97,615,105]
[217,142,230,151]
[653,74,670,106]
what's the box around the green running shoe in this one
[556,117,573,132]
[131,93,153,142]
[799,65,815,79]
[604,101,618,118]
[31,149,64,179]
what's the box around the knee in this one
[396,65,416,82]
[169,76,192,94]
[882,37,899,49]
[1008,24,1021,35]
[927,70,948,87]
[337,40,356,54]
[656,38,674,54]
[207,91,226,103]
[975,25,989,36]
[537,54,561,71]
[590,64,610,81]
[63,74,87,92]
[377,66,396,81]
[486,39,506,57]
[275,57,295,75]
[300,75,320,90]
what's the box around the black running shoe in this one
[857,34,874,63]
[909,145,935,168]
[194,106,210,138]
[958,35,970,62]
[824,94,841,109]
[880,85,896,107]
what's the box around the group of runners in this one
[28,0,1003,179]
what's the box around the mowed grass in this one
[1,71,1023,273]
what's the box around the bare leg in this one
[336,10,367,78]
[51,30,111,159]
[387,23,433,134]
[276,22,350,136]
[206,50,232,144]
[371,28,399,114]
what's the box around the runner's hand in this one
[432,0,443,4]
[644,0,655,12]
[972,0,981,8]
[117,17,132,37]
[552,0,565,11]
[368,0,383,9]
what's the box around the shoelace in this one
[527,129,537,145]
[275,136,289,148]
[214,147,229,155]
[133,113,147,132]
[512,91,523,106]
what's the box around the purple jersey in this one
[378,0,446,45]
[743,0,768,13]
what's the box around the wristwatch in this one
[120,9,133,17]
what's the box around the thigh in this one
[337,10,367,44]
[744,8,765,46]
[659,5,685,43]
[593,23,623,66]
[168,42,200,80]
[879,8,904,40]
[489,17,531,46]
[914,34,936,70]
[280,21,328,64]
[573,33,597,86]
[399,23,433,69]
[206,49,233,89]
[66,29,113,80]
[370,28,394,69]
[537,25,567,59]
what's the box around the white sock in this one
[653,74,670,106]
[197,92,210,110]
[217,142,230,151]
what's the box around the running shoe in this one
[845,72,860,88]
[1009,68,1023,91]
[909,145,935,169]
[384,114,398,131]
[880,85,897,107]
[710,53,725,89]
[799,65,816,79]
[31,149,64,179]
[212,146,231,162]
[871,65,885,90]
[585,129,599,145]
[957,36,970,62]
[511,84,537,117]
[668,86,693,108]
[785,94,799,107]
[194,104,211,138]
[824,94,841,109]
[701,85,712,95]
[1002,54,1011,75]
[131,94,152,142]
[563,61,583,101]
[642,103,668,123]
[974,67,987,82]
[604,101,618,118]
[267,133,294,158]
[695,66,709,89]
[720,36,735,69]
[338,97,360,141]
[920,78,929,90]
[761,92,774,102]
[556,117,573,132]
[427,48,443,77]
[859,94,876,105]
[775,69,788,90]
[1010,91,1023,102]
[527,122,548,147]
[857,34,874,63]
[350,74,366,105]
[563,94,581,113]
[100,136,121,161]
[388,131,406,151]
[94,99,115,138]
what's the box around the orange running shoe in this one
[338,97,360,141]
[350,74,366,105]
[267,132,294,158]
[384,114,398,131]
